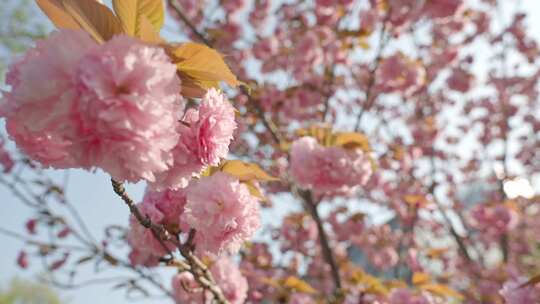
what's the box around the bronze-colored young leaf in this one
[332,132,371,151]
[282,276,317,294]
[403,194,430,208]
[180,81,209,98]
[178,73,220,98]
[35,0,80,29]
[112,0,164,36]
[412,272,431,286]
[350,270,389,295]
[244,180,266,201]
[137,15,163,44]
[171,42,242,88]
[220,160,279,182]
[295,125,333,146]
[62,0,123,43]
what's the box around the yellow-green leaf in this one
[220,160,279,182]
[137,15,163,44]
[180,74,211,98]
[426,247,449,259]
[35,0,80,29]
[62,0,123,43]
[332,132,371,151]
[295,125,333,147]
[178,74,218,98]
[350,270,389,295]
[112,0,164,36]
[172,42,242,88]
[412,272,431,286]
[283,276,317,294]
[244,180,266,201]
[260,277,281,289]
[403,194,430,208]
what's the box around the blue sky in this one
[1,1,540,303]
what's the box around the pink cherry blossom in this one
[290,136,372,196]
[172,256,248,304]
[150,88,235,190]
[72,35,182,183]
[171,272,201,303]
[447,67,473,92]
[0,139,14,173]
[288,293,315,304]
[469,204,519,238]
[149,136,204,191]
[499,277,537,304]
[1,30,97,168]
[7,1,540,303]
[181,172,261,255]
[127,188,186,266]
[422,0,463,19]
[17,250,28,269]
[222,0,246,15]
[279,213,318,255]
[388,288,429,304]
[211,256,249,304]
[252,36,279,61]
[184,88,237,166]
[386,0,422,28]
[25,219,37,235]
[377,52,425,95]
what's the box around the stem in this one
[168,1,211,47]
[428,159,473,264]
[299,190,342,296]
[111,180,229,304]
[169,2,342,298]
[354,8,392,131]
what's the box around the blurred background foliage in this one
[0,279,63,304]
[0,4,59,302]
[0,0,47,81]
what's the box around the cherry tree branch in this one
[298,189,343,297]
[428,158,473,264]
[169,3,344,296]
[168,2,346,296]
[111,179,229,304]
[167,0,211,46]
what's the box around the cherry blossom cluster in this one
[1,30,236,191]
[128,171,261,262]
[166,0,540,302]
[3,0,540,303]
[128,171,260,302]
[290,136,373,196]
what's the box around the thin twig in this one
[168,0,211,46]
[299,189,342,298]
[428,159,473,263]
[168,0,284,146]
[111,180,229,304]
[0,226,87,252]
[354,8,392,131]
